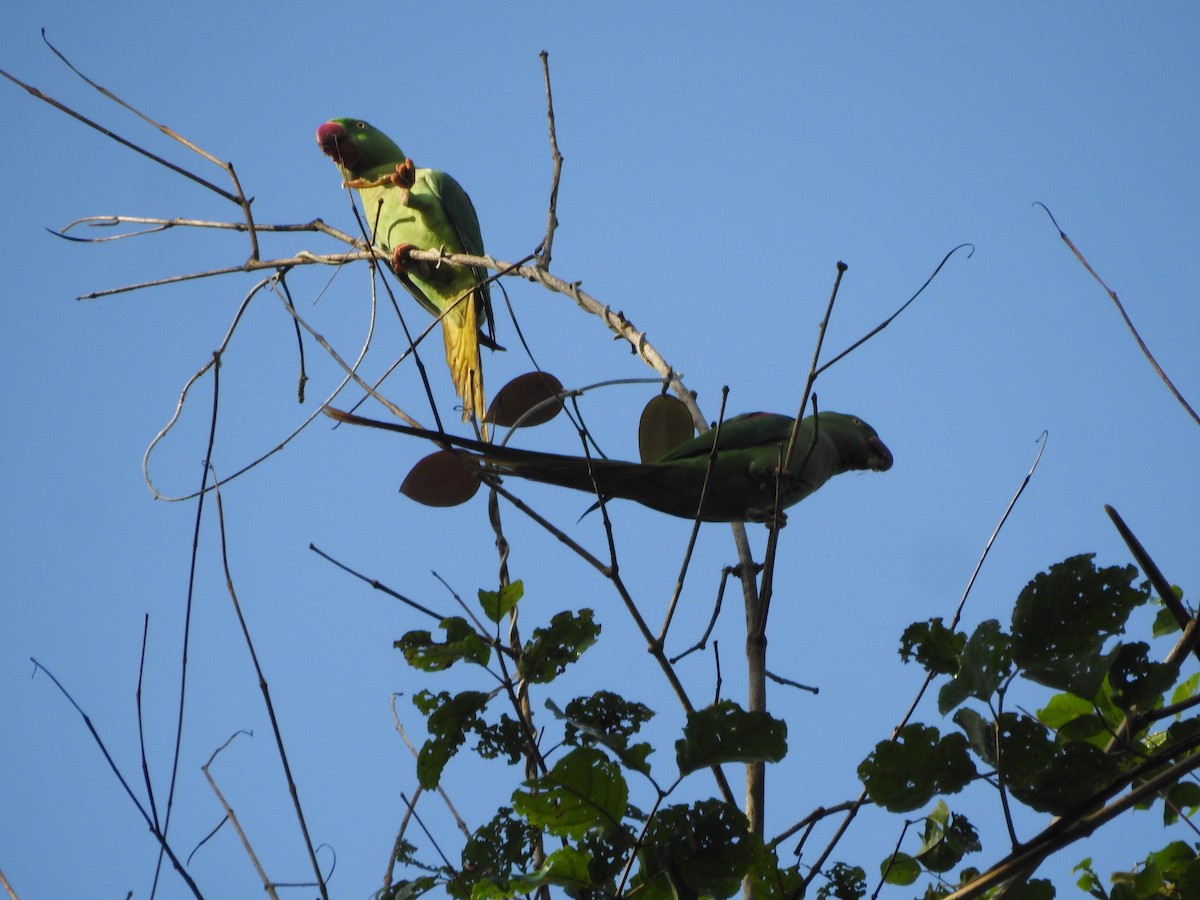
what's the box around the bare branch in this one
[1036,203,1199,428]
[537,50,564,269]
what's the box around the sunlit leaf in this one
[479,580,524,624]
[512,747,628,838]
[639,394,695,463]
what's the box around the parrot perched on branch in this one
[324,407,893,523]
[317,117,497,426]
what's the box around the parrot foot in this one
[390,157,416,189]
[391,243,434,279]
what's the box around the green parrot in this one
[324,407,893,523]
[317,117,497,427]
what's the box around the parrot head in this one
[316,118,406,178]
[816,412,894,474]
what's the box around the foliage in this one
[372,552,1200,899]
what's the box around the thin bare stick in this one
[211,471,328,900]
[56,215,355,243]
[0,63,237,204]
[659,387,732,642]
[200,732,280,899]
[1036,203,1199,428]
[308,545,449,622]
[537,51,564,269]
[28,659,202,898]
[41,32,261,259]
[151,352,221,894]
[135,615,162,840]
[814,244,974,377]
[143,270,403,502]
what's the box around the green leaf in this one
[675,701,787,776]
[1163,781,1200,825]
[1171,671,1200,707]
[518,609,600,684]
[478,580,524,624]
[413,690,490,789]
[636,800,756,899]
[880,851,920,885]
[857,724,976,812]
[1109,641,1178,712]
[550,693,656,776]
[377,875,439,900]
[639,394,696,463]
[1008,741,1117,816]
[473,714,527,765]
[1011,554,1149,697]
[937,619,1012,714]
[396,617,490,672]
[913,802,980,874]
[511,747,628,839]
[815,862,866,899]
[446,808,537,900]
[900,618,966,675]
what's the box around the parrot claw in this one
[391,243,433,279]
[390,158,416,189]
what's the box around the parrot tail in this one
[442,287,487,435]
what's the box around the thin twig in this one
[211,471,328,900]
[659,387,732,642]
[200,732,280,899]
[39,33,261,258]
[537,51,564,269]
[1036,203,1198,428]
[28,659,203,898]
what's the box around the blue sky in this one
[3,4,1198,898]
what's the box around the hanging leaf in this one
[400,450,482,507]
[638,394,694,463]
[484,372,565,427]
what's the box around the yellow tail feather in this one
[442,288,487,437]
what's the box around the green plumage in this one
[317,118,494,425]
[325,407,893,523]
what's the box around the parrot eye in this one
[355,121,367,130]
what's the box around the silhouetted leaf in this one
[858,724,975,812]
[552,692,656,775]
[1011,554,1149,697]
[413,689,490,789]
[636,801,756,899]
[518,609,599,683]
[1109,641,1178,711]
[676,701,787,775]
[937,619,1012,714]
[913,801,980,873]
[900,618,966,675]
[639,394,695,463]
[400,449,481,507]
[484,371,564,427]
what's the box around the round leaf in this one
[400,450,482,507]
[484,372,565,427]
[638,395,694,463]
